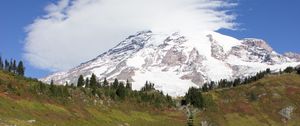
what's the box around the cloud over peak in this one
[24,0,237,71]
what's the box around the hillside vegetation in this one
[0,66,300,125]
[193,73,300,126]
[0,70,186,126]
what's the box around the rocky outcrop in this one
[242,38,273,53]
[207,34,229,60]
[229,39,288,65]
[279,106,295,120]
[181,71,205,85]
[162,46,187,66]
[284,52,300,62]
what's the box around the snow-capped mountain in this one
[41,31,300,96]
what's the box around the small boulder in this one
[27,119,36,123]
[279,106,295,120]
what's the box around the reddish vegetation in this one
[286,86,300,95]
[235,102,254,115]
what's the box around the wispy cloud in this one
[24,0,237,71]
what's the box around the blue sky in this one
[0,0,299,78]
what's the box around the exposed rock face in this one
[41,31,300,96]
[162,46,187,66]
[284,52,300,62]
[115,68,136,82]
[207,34,227,60]
[229,39,288,65]
[242,38,273,53]
[279,106,295,120]
[181,71,205,85]
[182,48,206,72]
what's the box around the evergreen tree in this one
[77,75,84,87]
[70,83,75,88]
[141,81,155,92]
[96,80,101,88]
[218,79,228,88]
[12,60,17,73]
[16,61,25,76]
[266,68,271,74]
[166,94,173,106]
[202,83,209,92]
[209,81,215,90]
[125,79,132,90]
[62,85,69,97]
[85,77,90,88]
[103,77,109,87]
[116,82,126,99]
[38,82,46,93]
[50,80,55,95]
[297,68,300,75]
[233,78,241,87]
[8,59,12,72]
[4,60,9,71]
[284,67,294,73]
[0,56,3,70]
[90,73,97,88]
[185,87,204,109]
[112,78,119,89]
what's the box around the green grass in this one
[0,95,185,126]
[0,70,186,126]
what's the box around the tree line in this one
[184,66,300,109]
[45,73,174,108]
[0,56,25,76]
[31,65,300,109]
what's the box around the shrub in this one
[284,67,294,73]
[248,92,258,101]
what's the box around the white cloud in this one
[24,0,237,71]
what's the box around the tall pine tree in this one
[116,82,126,99]
[185,87,204,109]
[8,59,13,72]
[4,60,9,71]
[0,56,3,70]
[125,79,132,90]
[50,80,55,95]
[112,78,119,89]
[103,77,109,87]
[85,77,90,88]
[12,60,17,73]
[77,75,84,87]
[90,74,97,88]
[17,61,25,76]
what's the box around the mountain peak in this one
[41,31,300,96]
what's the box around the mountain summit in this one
[42,31,300,96]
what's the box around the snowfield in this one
[41,30,300,96]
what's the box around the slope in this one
[193,73,300,126]
[0,70,186,126]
